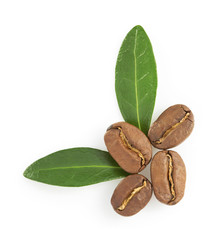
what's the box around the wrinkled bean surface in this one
[150,150,186,205]
[111,174,152,216]
[104,122,152,173]
[148,104,194,149]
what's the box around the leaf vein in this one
[38,165,121,172]
[134,28,141,130]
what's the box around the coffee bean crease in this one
[167,153,176,202]
[117,127,145,166]
[117,180,147,211]
[154,112,190,144]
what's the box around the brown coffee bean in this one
[150,150,186,205]
[111,174,152,216]
[104,122,152,173]
[148,104,194,149]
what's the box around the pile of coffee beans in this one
[104,104,194,216]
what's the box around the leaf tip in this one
[23,165,32,179]
[23,168,28,178]
[132,25,144,31]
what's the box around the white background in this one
[1,1,223,239]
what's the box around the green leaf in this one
[23,148,128,187]
[115,25,157,134]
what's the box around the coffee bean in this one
[104,122,152,173]
[111,174,152,216]
[150,150,186,205]
[148,104,194,149]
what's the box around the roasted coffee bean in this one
[148,104,194,149]
[104,122,152,173]
[150,150,186,205]
[111,174,152,216]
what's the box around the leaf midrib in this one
[37,165,121,172]
[134,28,141,130]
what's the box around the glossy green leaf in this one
[23,148,128,187]
[115,25,157,134]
